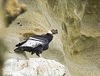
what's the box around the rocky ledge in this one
[3,58,65,76]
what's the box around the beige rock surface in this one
[0,0,7,76]
[2,0,100,76]
[5,0,27,24]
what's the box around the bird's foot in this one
[39,54,43,58]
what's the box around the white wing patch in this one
[21,40,42,48]
[20,37,47,48]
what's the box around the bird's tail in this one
[14,47,24,52]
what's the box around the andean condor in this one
[14,29,58,57]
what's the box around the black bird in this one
[14,29,58,57]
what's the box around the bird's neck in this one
[44,33,53,42]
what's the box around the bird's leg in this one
[39,50,43,58]
[36,52,43,57]
[36,52,40,57]
[31,51,34,55]
[31,50,33,54]
[31,50,34,55]
[31,48,35,55]
[39,54,42,58]
[35,46,43,57]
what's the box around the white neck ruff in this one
[47,30,52,34]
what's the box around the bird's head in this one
[48,29,58,35]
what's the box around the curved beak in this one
[54,29,58,34]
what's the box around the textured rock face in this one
[0,0,7,76]
[3,58,65,76]
[62,0,100,76]
[3,0,100,76]
[5,0,27,24]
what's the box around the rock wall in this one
[63,0,100,76]
[2,0,100,76]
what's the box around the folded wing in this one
[16,36,48,49]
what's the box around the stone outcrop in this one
[3,58,65,76]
